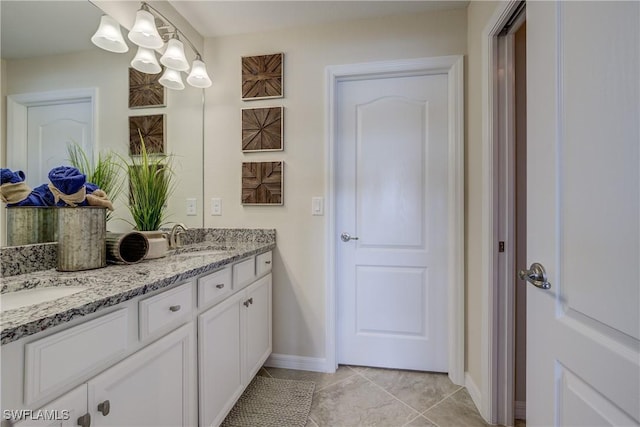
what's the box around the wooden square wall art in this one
[242,161,283,205]
[241,53,283,100]
[242,107,283,152]
[129,114,165,155]
[129,68,165,109]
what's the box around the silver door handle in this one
[341,232,359,242]
[518,262,551,289]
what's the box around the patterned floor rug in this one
[221,375,315,427]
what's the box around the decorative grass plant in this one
[67,143,123,221]
[124,131,175,231]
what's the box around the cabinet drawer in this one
[24,309,128,405]
[232,257,256,291]
[198,267,232,308]
[139,282,194,340]
[256,251,272,277]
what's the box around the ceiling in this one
[1,1,468,60]
[168,1,469,38]
[0,1,102,59]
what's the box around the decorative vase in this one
[139,230,168,259]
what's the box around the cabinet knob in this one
[248,297,254,305]
[97,400,110,416]
[243,300,250,307]
[265,260,271,265]
[77,412,91,427]
[169,305,181,312]
[216,284,225,289]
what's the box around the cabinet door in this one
[244,274,272,383]
[88,323,195,427]
[198,291,244,427]
[12,385,87,427]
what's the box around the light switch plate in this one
[186,198,197,216]
[312,197,324,216]
[211,198,222,216]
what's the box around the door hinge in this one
[498,241,505,252]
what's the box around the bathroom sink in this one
[172,250,228,259]
[0,287,86,312]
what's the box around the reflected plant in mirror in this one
[67,143,124,221]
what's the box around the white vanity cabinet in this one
[243,274,272,384]
[198,291,245,427]
[12,385,88,427]
[198,254,272,427]
[88,323,195,427]
[2,249,273,427]
[12,324,195,427]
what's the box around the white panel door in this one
[337,73,449,371]
[26,101,92,187]
[526,2,639,426]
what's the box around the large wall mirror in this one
[1,0,204,246]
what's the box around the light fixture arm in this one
[141,2,203,59]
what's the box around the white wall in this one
[203,8,467,363]
[2,48,203,233]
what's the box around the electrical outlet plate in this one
[211,198,222,216]
[186,198,197,216]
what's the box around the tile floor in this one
[259,365,492,427]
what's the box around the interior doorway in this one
[325,56,465,384]
[492,2,527,426]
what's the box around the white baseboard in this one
[465,372,484,418]
[265,353,329,373]
[515,400,526,420]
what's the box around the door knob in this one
[518,262,551,289]
[341,232,359,242]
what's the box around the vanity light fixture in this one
[128,4,164,49]
[131,46,162,74]
[91,15,129,53]
[160,35,190,72]
[90,1,212,90]
[186,55,212,88]
[159,68,185,90]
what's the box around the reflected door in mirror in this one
[26,100,93,188]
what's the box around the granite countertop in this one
[0,238,275,345]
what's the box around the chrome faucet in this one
[168,223,188,249]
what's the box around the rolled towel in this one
[0,168,32,204]
[25,184,57,207]
[1,168,26,184]
[48,166,87,207]
[85,183,114,211]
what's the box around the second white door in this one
[336,72,449,371]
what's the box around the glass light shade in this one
[131,46,162,74]
[160,38,190,71]
[186,58,212,88]
[91,15,129,53]
[128,9,164,49]
[159,68,185,90]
